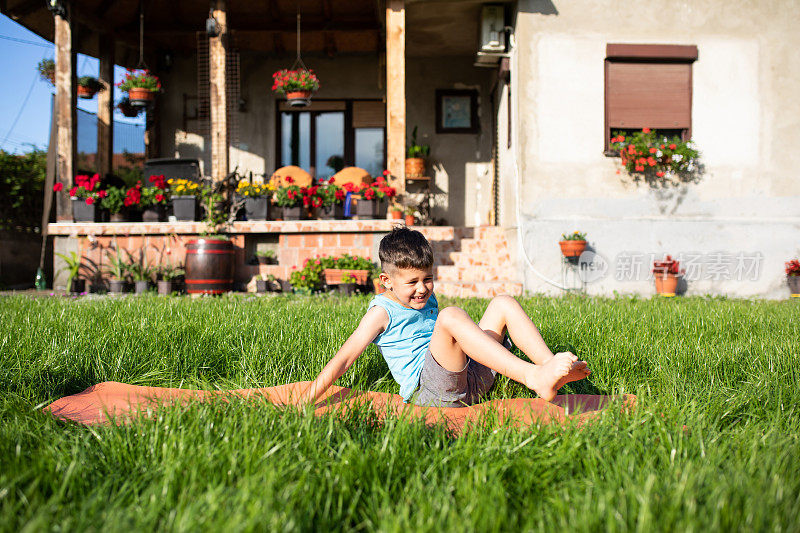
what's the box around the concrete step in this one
[436,281,523,298]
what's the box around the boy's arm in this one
[295,305,388,407]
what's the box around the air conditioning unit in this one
[476,4,506,66]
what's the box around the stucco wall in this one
[158,53,494,227]
[509,0,800,298]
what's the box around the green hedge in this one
[0,149,47,232]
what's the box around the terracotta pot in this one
[559,240,587,258]
[788,275,800,297]
[324,268,369,285]
[405,157,426,178]
[404,214,415,226]
[390,210,403,220]
[77,85,97,99]
[654,273,679,296]
[285,90,312,107]
[128,87,155,106]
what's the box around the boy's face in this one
[379,266,434,309]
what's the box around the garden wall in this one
[0,231,49,290]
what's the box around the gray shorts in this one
[412,348,499,408]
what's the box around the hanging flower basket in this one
[117,97,141,118]
[117,69,161,108]
[77,76,102,99]
[37,59,55,85]
[128,87,155,107]
[272,69,319,108]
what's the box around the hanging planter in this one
[117,69,161,108]
[271,11,319,108]
[77,76,103,99]
[37,58,55,85]
[117,97,141,118]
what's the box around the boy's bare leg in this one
[428,306,577,401]
[478,294,591,387]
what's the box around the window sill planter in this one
[142,205,166,222]
[244,197,270,221]
[559,240,587,258]
[356,198,387,219]
[317,203,345,220]
[157,280,173,295]
[128,87,155,107]
[172,195,197,221]
[405,157,426,178]
[285,90,312,107]
[654,273,679,297]
[282,206,304,221]
[109,211,129,223]
[324,269,369,285]
[72,198,98,222]
[788,275,800,297]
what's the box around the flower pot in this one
[128,87,155,107]
[788,275,800,297]
[559,240,587,258]
[142,205,166,222]
[405,157,426,178]
[337,283,356,296]
[157,280,173,295]
[109,279,126,294]
[390,210,403,220]
[119,105,139,118]
[185,238,234,295]
[244,197,269,221]
[172,195,197,221]
[72,198,99,222]
[654,273,679,296]
[404,214,415,226]
[77,85,97,99]
[68,278,85,294]
[285,90,312,107]
[317,203,345,220]
[134,280,150,294]
[256,280,268,293]
[279,279,293,293]
[324,269,369,285]
[373,277,386,295]
[356,198,387,219]
[109,211,128,223]
[282,206,303,220]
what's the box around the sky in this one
[0,13,145,154]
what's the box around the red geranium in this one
[52,183,63,192]
[786,259,800,277]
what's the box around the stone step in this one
[450,251,512,267]
[436,281,523,298]
[436,265,518,282]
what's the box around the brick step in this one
[436,281,523,298]
[450,252,512,267]
[436,265,517,282]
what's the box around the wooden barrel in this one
[185,239,234,294]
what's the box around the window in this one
[277,99,385,179]
[604,44,698,152]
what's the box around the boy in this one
[297,227,590,408]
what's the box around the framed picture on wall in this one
[435,89,479,134]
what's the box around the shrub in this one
[0,149,46,232]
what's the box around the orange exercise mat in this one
[44,381,635,434]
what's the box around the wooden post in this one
[54,6,77,221]
[209,0,229,182]
[145,90,160,160]
[97,36,114,177]
[386,0,406,191]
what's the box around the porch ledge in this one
[47,220,411,236]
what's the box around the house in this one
[8,0,798,297]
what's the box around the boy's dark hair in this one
[379,227,434,272]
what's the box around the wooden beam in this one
[209,0,229,183]
[94,0,118,18]
[97,36,114,178]
[55,6,77,222]
[117,19,381,34]
[6,0,42,19]
[386,0,405,191]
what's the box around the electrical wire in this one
[0,33,53,48]
[2,63,40,149]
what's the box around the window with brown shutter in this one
[604,44,698,152]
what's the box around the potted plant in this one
[236,179,275,221]
[255,249,277,265]
[271,68,320,107]
[338,273,357,296]
[559,231,587,258]
[275,177,304,220]
[406,126,430,178]
[126,250,155,294]
[117,97,140,118]
[353,173,396,219]
[117,69,161,107]
[77,76,103,99]
[55,251,85,294]
[315,178,346,220]
[141,175,169,222]
[404,206,416,226]
[37,58,55,85]
[255,274,269,293]
[323,254,377,286]
[57,173,107,222]
[104,247,130,294]
[652,255,685,297]
[610,128,701,185]
[157,262,184,295]
[99,185,129,222]
[389,204,403,220]
[785,259,800,297]
[168,179,200,221]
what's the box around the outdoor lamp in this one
[46,0,66,17]
[206,15,220,37]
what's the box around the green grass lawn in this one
[1,293,799,531]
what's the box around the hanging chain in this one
[291,1,307,71]
[137,3,148,70]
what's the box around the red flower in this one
[85,197,94,205]
[287,190,296,199]
[328,177,335,184]
[627,145,636,155]
[334,190,346,201]
[308,185,318,196]
[656,171,665,177]
[53,183,63,192]
[382,169,390,176]
[660,144,665,149]
[155,194,164,202]
[618,135,625,142]
[98,190,108,198]
[312,196,322,208]
[363,188,375,200]
[649,147,657,154]
[647,157,657,166]
[302,196,310,207]
[376,175,386,184]
[669,143,677,150]
[69,186,78,196]
[642,127,651,133]
[285,176,294,184]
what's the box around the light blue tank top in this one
[368,293,439,402]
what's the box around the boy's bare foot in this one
[553,358,591,391]
[524,352,577,401]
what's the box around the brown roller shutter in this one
[607,62,692,130]
[352,101,386,128]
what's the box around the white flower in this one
[687,163,695,171]
[673,154,683,162]
[656,150,663,158]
